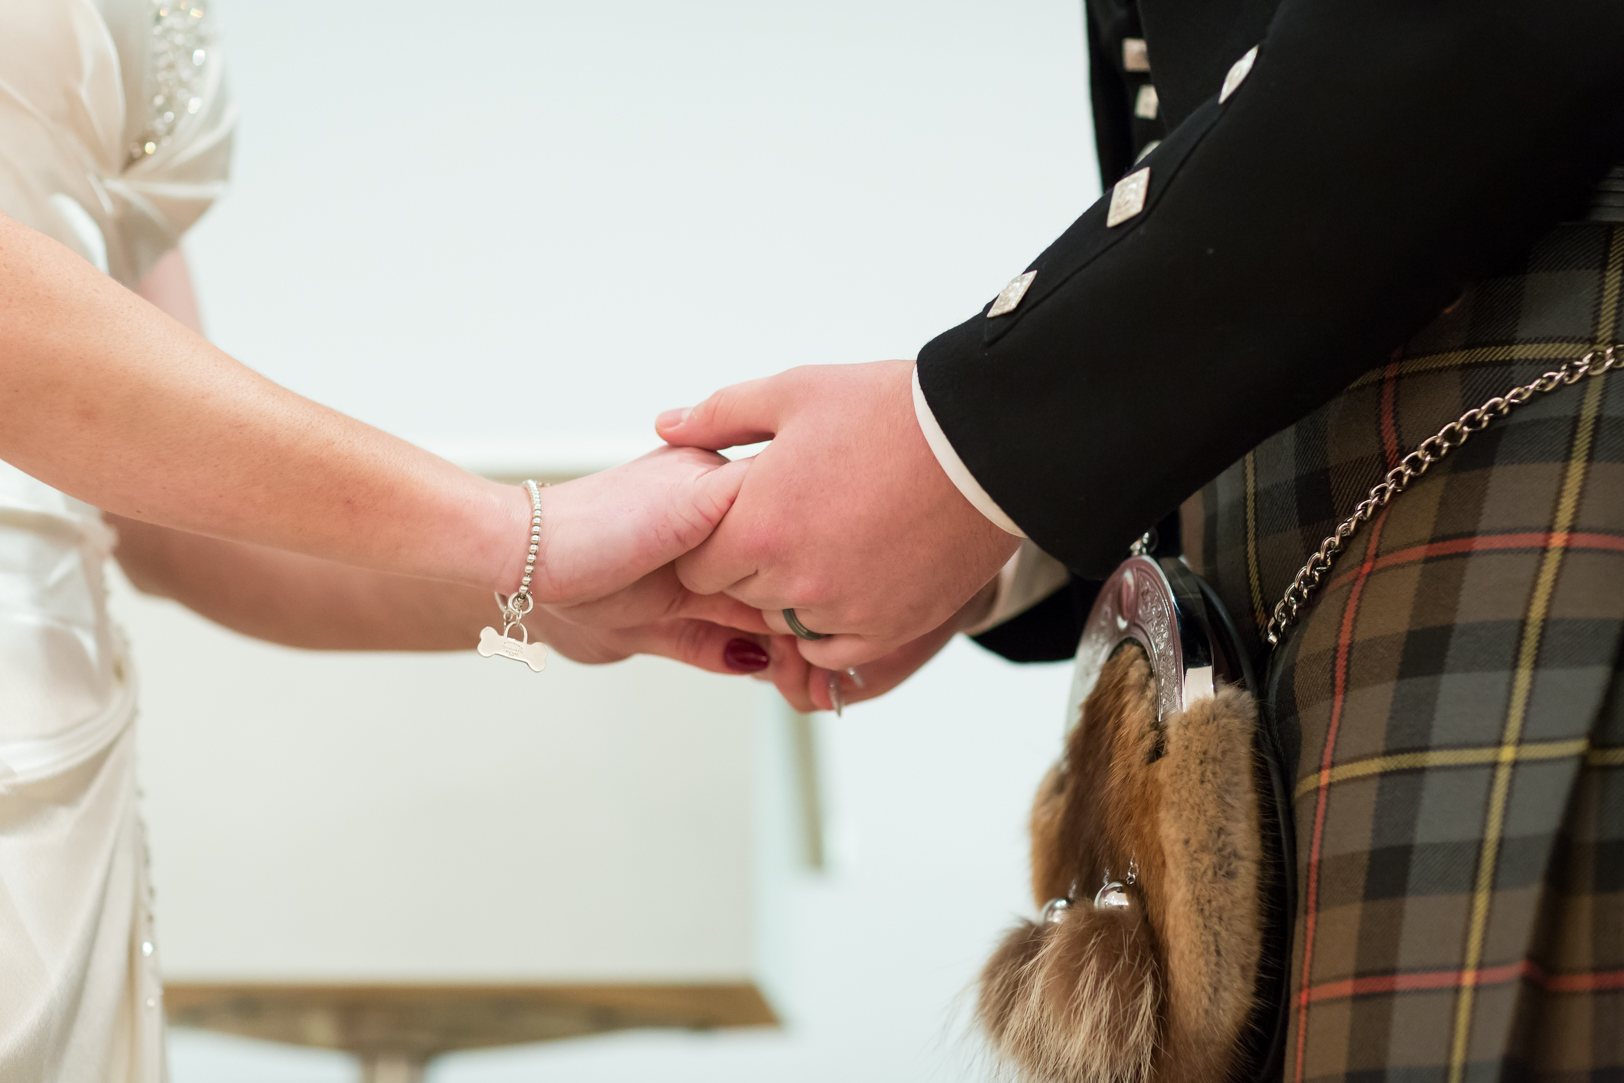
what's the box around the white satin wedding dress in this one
[0,1,233,1078]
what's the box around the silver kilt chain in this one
[1264,344,1622,648]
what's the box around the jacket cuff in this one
[911,364,1026,538]
[970,576,1102,664]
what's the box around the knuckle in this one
[785,576,832,609]
[673,553,712,593]
[734,522,779,567]
[693,393,726,429]
[837,598,877,630]
[710,385,756,429]
[671,621,713,665]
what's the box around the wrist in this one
[893,358,1020,633]
[954,577,1001,633]
[487,479,539,595]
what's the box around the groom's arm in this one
[970,578,1099,664]
[662,0,1624,668]
[915,0,1624,576]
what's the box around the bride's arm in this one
[0,215,736,601]
[110,514,768,669]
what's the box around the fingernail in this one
[656,407,692,430]
[845,666,865,690]
[724,638,770,673]
[828,670,845,717]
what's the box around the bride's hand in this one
[531,605,773,674]
[759,620,960,712]
[533,565,773,672]
[524,446,751,608]
[545,563,772,634]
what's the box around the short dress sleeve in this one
[0,0,234,288]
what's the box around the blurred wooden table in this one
[166,982,776,1082]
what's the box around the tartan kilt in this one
[1181,220,1624,1083]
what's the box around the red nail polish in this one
[724,638,770,673]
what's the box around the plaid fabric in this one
[1182,221,1624,1083]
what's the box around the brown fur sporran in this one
[977,645,1264,1083]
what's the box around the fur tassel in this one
[980,646,1263,1083]
[978,905,1161,1083]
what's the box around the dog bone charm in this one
[477,624,548,673]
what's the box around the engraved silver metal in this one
[988,270,1036,317]
[783,608,830,641]
[1264,345,1622,648]
[1107,167,1151,227]
[480,480,549,671]
[1067,555,1210,728]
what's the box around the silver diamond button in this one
[1220,46,1258,103]
[1106,167,1151,227]
[987,271,1037,317]
[1133,85,1159,120]
[1122,38,1150,72]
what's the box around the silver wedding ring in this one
[782,608,829,641]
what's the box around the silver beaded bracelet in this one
[475,479,549,672]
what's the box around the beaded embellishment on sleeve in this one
[128,1,216,165]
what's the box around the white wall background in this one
[162,0,1099,1078]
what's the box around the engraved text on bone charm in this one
[477,624,548,672]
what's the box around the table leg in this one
[360,1051,425,1083]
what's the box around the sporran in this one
[976,345,1622,1083]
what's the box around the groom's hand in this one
[655,359,1018,669]
[762,577,997,711]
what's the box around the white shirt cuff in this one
[911,365,1026,538]
[961,539,1072,636]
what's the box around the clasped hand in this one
[519,447,771,672]
[654,358,1020,710]
[540,359,1017,710]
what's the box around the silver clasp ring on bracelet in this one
[496,590,535,622]
[783,608,829,641]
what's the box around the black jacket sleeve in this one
[916,0,1624,578]
[968,510,1182,663]
[971,577,1103,663]
[1084,0,1144,186]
